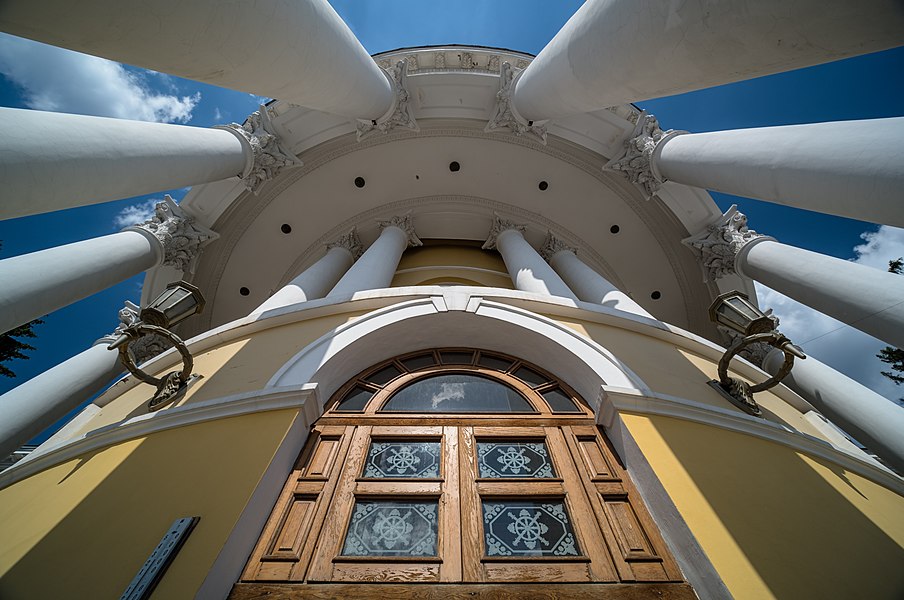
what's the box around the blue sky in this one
[0,1,903,442]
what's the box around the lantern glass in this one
[709,291,773,336]
[141,281,205,328]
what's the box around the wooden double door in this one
[238,419,685,590]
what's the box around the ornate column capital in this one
[217,105,303,194]
[95,300,172,364]
[682,205,774,282]
[357,59,420,141]
[603,112,685,198]
[377,213,423,248]
[326,227,364,260]
[485,62,548,144]
[127,195,218,274]
[539,232,576,261]
[482,214,527,250]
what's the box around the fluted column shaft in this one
[738,239,904,349]
[763,349,904,473]
[255,236,360,313]
[0,0,392,119]
[546,248,651,318]
[0,106,300,220]
[328,216,421,298]
[0,341,123,460]
[0,197,214,333]
[512,0,904,122]
[655,118,904,227]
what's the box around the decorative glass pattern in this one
[482,500,580,557]
[342,501,438,557]
[477,441,556,478]
[363,441,441,478]
[382,374,535,413]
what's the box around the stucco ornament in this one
[682,205,773,282]
[357,59,420,141]
[483,214,528,250]
[539,232,576,261]
[485,62,548,144]
[96,301,172,365]
[604,113,685,198]
[377,213,423,247]
[127,195,218,274]
[219,105,303,193]
[327,228,364,260]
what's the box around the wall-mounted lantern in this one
[708,291,806,415]
[108,281,205,411]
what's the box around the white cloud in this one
[213,107,224,122]
[0,34,199,123]
[755,225,904,402]
[112,199,160,228]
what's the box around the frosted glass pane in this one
[477,441,556,478]
[342,500,438,557]
[364,441,441,478]
[483,500,580,557]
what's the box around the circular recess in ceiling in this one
[280,224,292,234]
[651,290,662,300]
[449,161,461,172]
[240,287,250,296]
[354,177,366,188]
[610,225,620,234]
[538,181,549,191]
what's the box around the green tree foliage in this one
[0,241,44,377]
[876,257,904,395]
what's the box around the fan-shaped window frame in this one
[326,348,592,417]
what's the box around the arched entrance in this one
[232,349,695,598]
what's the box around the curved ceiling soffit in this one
[189,124,713,335]
[266,296,649,406]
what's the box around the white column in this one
[0,196,215,334]
[483,217,578,301]
[254,230,361,313]
[541,233,652,318]
[512,0,904,122]
[0,0,392,120]
[608,114,904,227]
[762,349,904,474]
[0,303,168,460]
[0,106,300,220]
[328,215,421,298]
[684,206,904,349]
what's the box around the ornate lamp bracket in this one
[485,62,548,144]
[709,331,806,416]
[110,323,196,412]
[357,59,420,141]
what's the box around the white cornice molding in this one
[0,385,320,491]
[598,386,903,495]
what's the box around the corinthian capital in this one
[604,113,685,198]
[218,105,303,193]
[357,59,420,141]
[682,205,773,282]
[377,213,422,247]
[539,232,576,261]
[482,214,527,250]
[326,228,364,259]
[128,195,218,273]
[485,62,548,144]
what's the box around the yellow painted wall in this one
[391,244,513,289]
[73,311,364,437]
[623,414,904,600]
[0,408,300,599]
[553,317,828,439]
